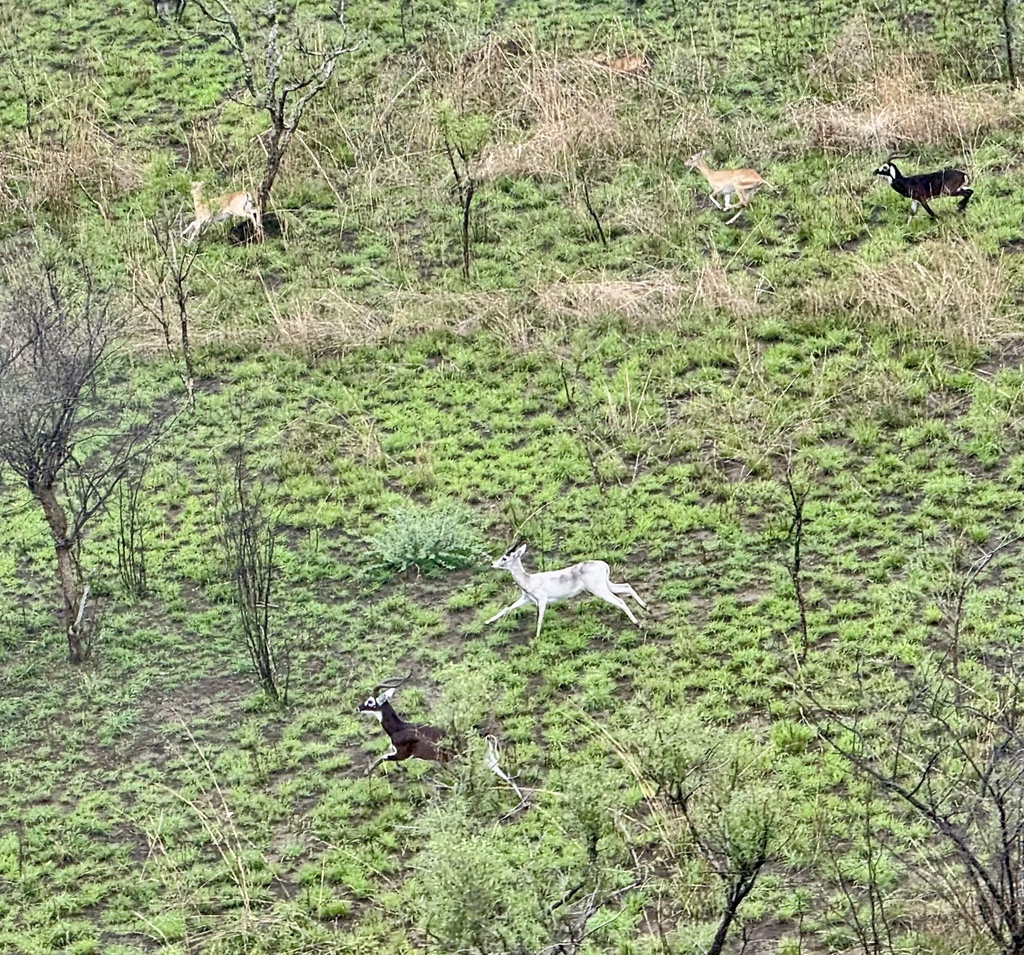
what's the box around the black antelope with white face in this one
[873,153,973,221]
[486,541,647,640]
[356,675,448,775]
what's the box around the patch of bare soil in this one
[120,671,255,769]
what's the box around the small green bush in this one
[365,501,484,579]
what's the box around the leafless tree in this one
[128,214,201,406]
[190,0,352,230]
[782,465,811,662]
[218,449,288,702]
[1003,0,1018,85]
[821,663,1024,955]
[438,104,487,280]
[0,251,161,661]
[116,453,151,600]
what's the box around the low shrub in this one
[365,500,485,579]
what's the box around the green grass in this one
[3,0,1024,951]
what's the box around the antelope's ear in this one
[377,687,397,704]
[514,542,528,557]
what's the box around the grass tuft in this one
[796,17,1016,152]
[849,240,1013,346]
[365,499,486,580]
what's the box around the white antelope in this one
[486,541,647,640]
[181,181,260,242]
[686,152,770,224]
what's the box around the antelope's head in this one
[874,152,906,181]
[357,675,411,720]
[492,540,527,570]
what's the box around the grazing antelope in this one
[181,181,261,242]
[873,153,973,221]
[486,541,647,640]
[357,675,448,775]
[686,152,770,224]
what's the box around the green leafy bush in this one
[365,501,484,579]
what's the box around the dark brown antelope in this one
[486,541,647,640]
[356,675,448,775]
[357,676,528,810]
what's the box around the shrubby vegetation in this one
[366,499,485,579]
[2,0,1024,952]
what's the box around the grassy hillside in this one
[2,0,1024,953]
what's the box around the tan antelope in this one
[598,53,651,77]
[486,541,647,640]
[182,181,260,242]
[686,152,770,224]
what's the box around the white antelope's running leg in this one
[589,582,640,625]
[609,581,648,609]
[708,192,723,209]
[486,593,530,624]
[534,599,548,640]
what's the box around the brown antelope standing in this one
[181,181,261,242]
[486,541,647,640]
[686,152,770,224]
[598,53,651,77]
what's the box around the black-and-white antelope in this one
[357,676,528,810]
[873,153,973,221]
[486,541,647,640]
[356,675,448,775]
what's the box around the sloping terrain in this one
[2,0,1024,953]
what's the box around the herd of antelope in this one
[178,82,974,786]
[184,149,972,242]
[342,142,973,782]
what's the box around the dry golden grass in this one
[128,262,764,360]
[471,50,629,181]
[535,262,765,329]
[534,271,687,327]
[4,113,143,222]
[848,241,1015,346]
[691,257,765,319]
[793,16,1017,152]
[270,288,516,356]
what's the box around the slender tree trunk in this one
[461,179,475,280]
[705,870,763,955]
[257,122,289,232]
[1004,0,1018,86]
[33,483,85,661]
[705,894,741,955]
